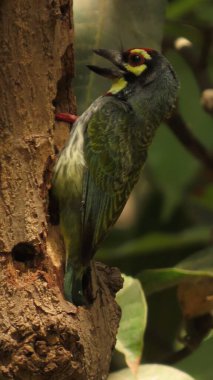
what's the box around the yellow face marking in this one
[124,48,152,76]
[108,77,128,94]
[124,63,147,76]
[107,49,152,93]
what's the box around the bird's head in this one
[88,48,179,118]
[88,48,155,88]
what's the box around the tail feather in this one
[59,209,91,305]
[64,264,88,306]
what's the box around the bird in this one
[52,47,179,305]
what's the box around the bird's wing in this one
[81,98,144,262]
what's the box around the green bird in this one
[52,47,179,305]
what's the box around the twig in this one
[163,313,213,365]
[199,27,213,70]
[162,346,192,365]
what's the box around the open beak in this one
[87,49,126,79]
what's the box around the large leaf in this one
[116,275,147,374]
[108,364,195,380]
[73,0,167,113]
[138,246,213,295]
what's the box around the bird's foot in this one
[55,113,79,124]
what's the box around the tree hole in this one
[11,242,36,263]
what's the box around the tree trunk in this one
[0,1,122,379]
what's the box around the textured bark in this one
[0,1,122,379]
[0,260,122,380]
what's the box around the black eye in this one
[128,53,144,66]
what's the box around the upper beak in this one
[87,49,126,79]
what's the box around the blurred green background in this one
[73,0,213,379]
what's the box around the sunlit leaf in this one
[116,275,147,374]
[108,364,195,380]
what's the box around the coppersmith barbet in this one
[52,48,179,305]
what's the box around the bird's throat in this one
[107,77,128,95]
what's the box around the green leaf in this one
[138,246,213,295]
[177,246,213,271]
[108,364,195,380]
[116,275,147,374]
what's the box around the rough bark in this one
[0,1,122,379]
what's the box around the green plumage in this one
[52,48,179,305]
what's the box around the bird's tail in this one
[64,263,88,306]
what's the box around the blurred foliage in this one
[73,0,213,379]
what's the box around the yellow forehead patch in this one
[124,48,152,76]
[108,77,128,94]
[130,48,152,60]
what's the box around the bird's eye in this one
[128,53,145,66]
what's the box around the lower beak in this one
[87,49,125,79]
